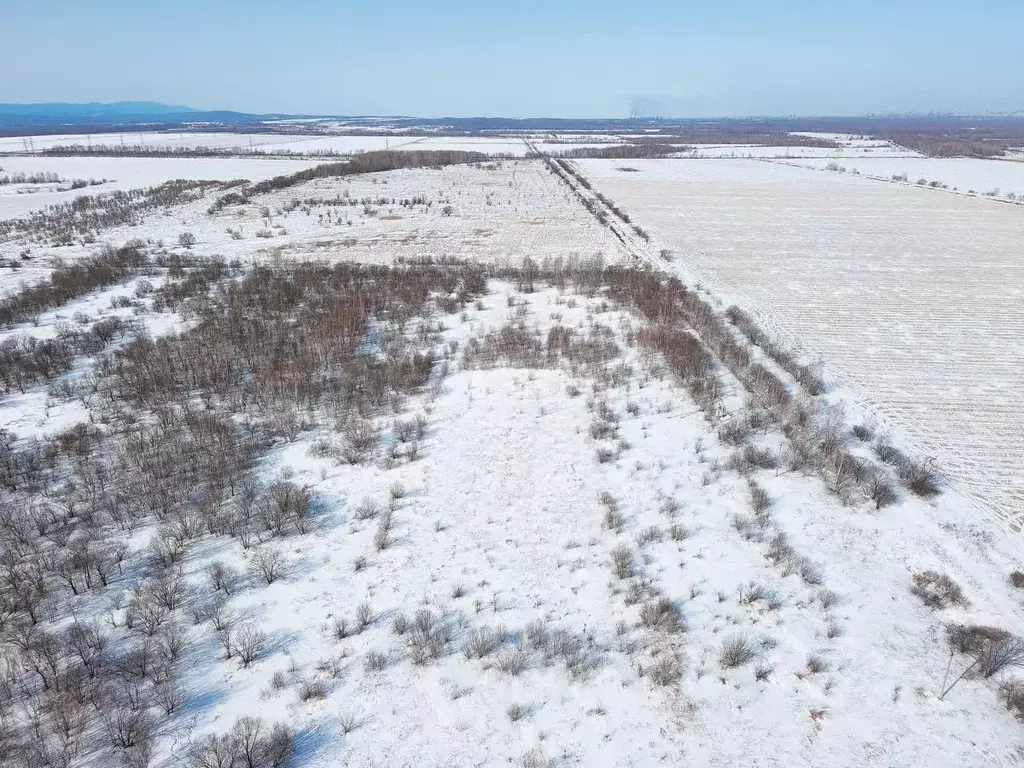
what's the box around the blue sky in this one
[4,0,1022,117]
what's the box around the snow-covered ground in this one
[3,268,1024,767]
[0,156,321,218]
[679,142,918,159]
[577,157,1024,529]
[2,155,1023,766]
[778,156,1024,201]
[0,160,628,268]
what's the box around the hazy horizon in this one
[5,0,1023,119]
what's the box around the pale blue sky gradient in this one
[4,0,1022,117]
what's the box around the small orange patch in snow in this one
[379,215,403,221]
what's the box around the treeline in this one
[0,242,146,326]
[208,150,491,211]
[886,133,1008,157]
[0,180,222,245]
[555,143,684,160]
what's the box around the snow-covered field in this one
[0,160,627,269]
[779,156,1024,201]
[1,153,1023,767]
[577,158,1024,529]
[0,156,321,218]
[680,142,918,159]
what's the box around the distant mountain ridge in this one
[0,101,199,118]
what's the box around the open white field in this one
[577,158,1024,528]
[681,142,918,159]
[0,160,628,269]
[0,155,321,219]
[780,156,1024,201]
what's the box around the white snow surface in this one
[3,157,1024,766]
[3,278,1024,767]
[779,156,1024,201]
[577,158,1024,528]
[0,156,321,219]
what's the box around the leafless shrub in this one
[235,625,266,667]
[364,650,388,672]
[601,496,627,532]
[646,652,683,686]
[868,472,898,509]
[464,625,508,659]
[495,644,531,676]
[407,609,453,665]
[525,619,550,650]
[610,545,635,579]
[636,525,664,546]
[506,703,530,723]
[353,497,381,521]
[720,634,757,668]
[718,418,750,446]
[1001,678,1024,721]
[742,445,778,470]
[342,419,378,464]
[977,636,1024,678]
[206,561,241,595]
[356,602,374,631]
[754,661,774,681]
[748,480,770,513]
[373,521,393,551]
[668,524,690,541]
[250,547,286,584]
[911,571,967,609]
[389,481,407,500]
[391,614,409,636]
[817,589,840,610]
[898,459,942,498]
[299,679,328,701]
[639,597,686,634]
[806,653,829,674]
[189,717,292,768]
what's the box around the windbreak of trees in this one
[0,180,222,244]
[209,150,493,211]
[0,243,146,327]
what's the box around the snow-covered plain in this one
[0,160,628,269]
[779,156,1024,201]
[577,158,1024,529]
[2,154,1024,767]
[0,156,321,219]
[680,142,918,159]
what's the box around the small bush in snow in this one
[495,644,531,676]
[646,653,683,686]
[911,571,967,609]
[720,634,757,668]
[805,653,829,675]
[464,625,508,659]
[639,597,686,634]
[1001,678,1024,721]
